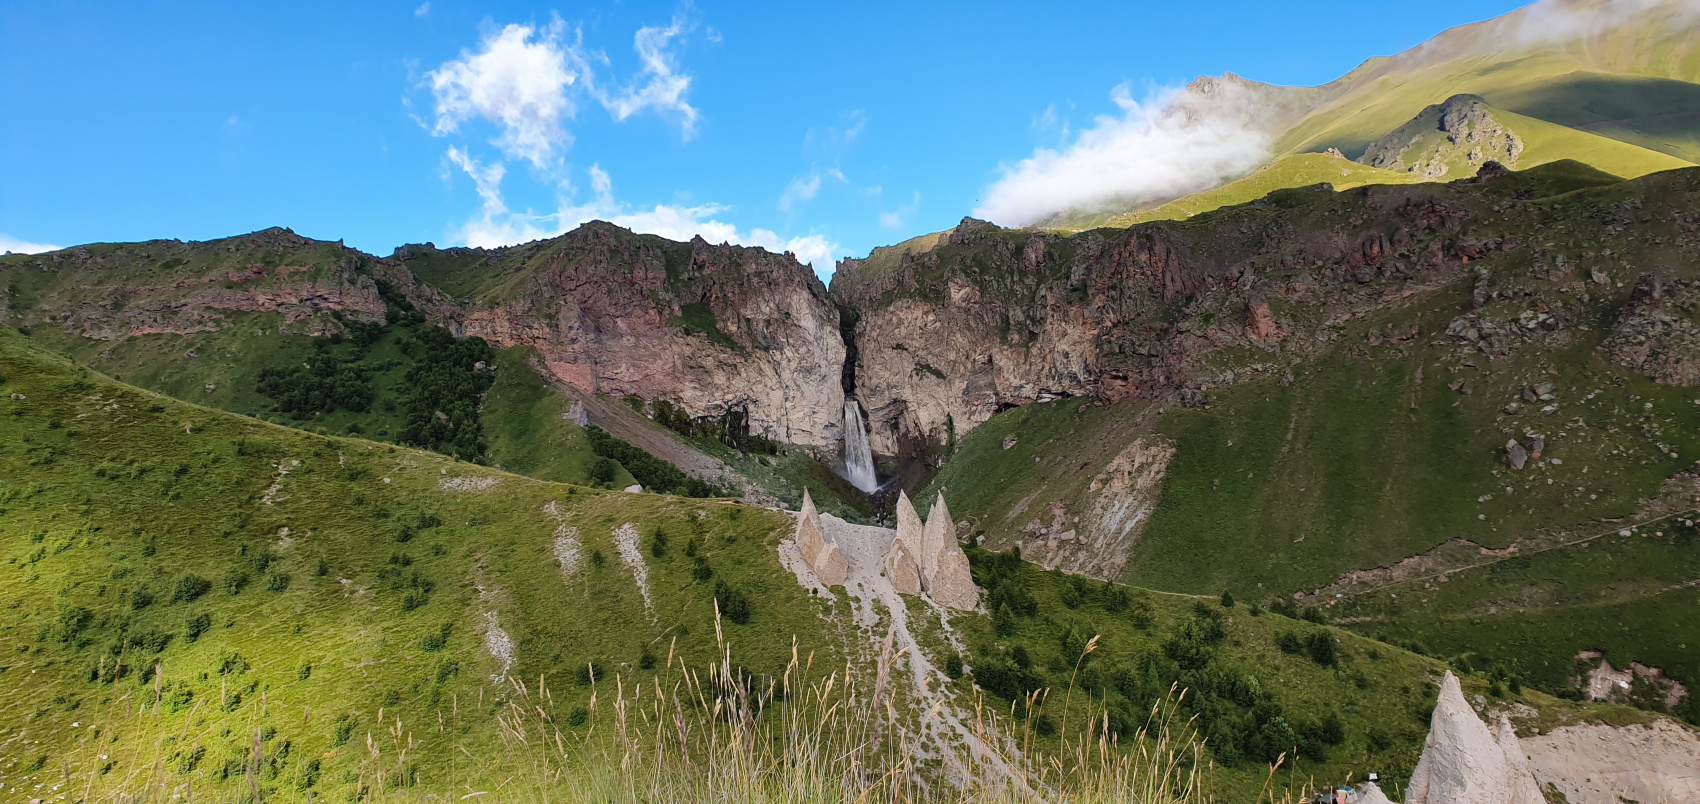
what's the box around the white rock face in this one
[1523,718,1700,803]
[794,489,847,587]
[1405,671,1543,804]
[879,491,978,610]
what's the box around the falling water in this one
[840,399,879,493]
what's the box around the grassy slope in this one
[1496,105,1695,178]
[0,327,1664,799]
[1277,10,1700,160]
[1052,154,1425,231]
[0,327,832,798]
[480,346,635,488]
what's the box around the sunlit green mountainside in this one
[1042,0,1700,231]
[908,161,1700,727]
[2,326,1652,800]
[0,229,874,522]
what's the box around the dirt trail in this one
[804,512,1014,782]
[541,368,775,505]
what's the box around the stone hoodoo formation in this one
[1405,671,1543,804]
[794,490,847,587]
[884,491,979,610]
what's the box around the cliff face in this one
[0,223,847,451]
[0,227,386,339]
[390,223,847,449]
[832,165,1700,458]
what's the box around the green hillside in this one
[1048,1,1700,231]
[1052,153,1424,230]
[0,326,1646,800]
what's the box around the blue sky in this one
[0,0,1529,275]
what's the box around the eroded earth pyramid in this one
[1405,671,1543,804]
[883,491,978,610]
[795,490,847,587]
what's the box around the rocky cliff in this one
[383,223,846,450]
[832,163,1700,459]
[0,222,847,452]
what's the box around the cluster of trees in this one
[964,547,1350,768]
[255,340,381,418]
[393,325,494,462]
[254,285,496,463]
[583,426,724,498]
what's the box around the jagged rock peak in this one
[794,489,846,587]
[922,492,979,610]
[1405,671,1542,804]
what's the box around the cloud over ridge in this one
[974,82,1273,227]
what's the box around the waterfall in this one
[840,399,879,493]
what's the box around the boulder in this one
[1354,782,1395,804]
[1505,440,1528,470]
[1405,671,1543,804]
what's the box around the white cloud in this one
[778,168,844,212]
[427,20,583,168]
[0,234,61,255]
[424,14,705,167]
[445,150,841,274]
[588,14,700,137]
[1506,0,1700,48]
[415,2,430,17]
[879,191,920,230]
[975,82,1272,226]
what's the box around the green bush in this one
[714,581,753,624]
[172,574,212,603]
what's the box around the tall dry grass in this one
[53,607,1325,803]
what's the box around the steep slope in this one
[900,163,1700,728]
[0,326,833,799]
[1277,0,1700,162]
[0,224,869,514]
[2,325,1628,800]
[1046,0,1700,230]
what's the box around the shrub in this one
[588,458,618,486]
[1306,632,1336,666]
[129,589,154,610]
[183,613,211,643]
[639,645,657,670]
[421,622,452,652]
[1100,584,1129,613]
[993,603,1017,637]
[944,654,964,679]
[1276,631,1304,654]
[650,529,669,558]
[714,582,753,624]
[1220,590,1235,608]
[172,574,212,603]
[221,569,249,595]
[266,572,290,593]
[333,715,357,746]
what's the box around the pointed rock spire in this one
[884,490,926,595]
[1406,671,1543,804]
[922,492,978,610]
[794,489,846,587]
[1495,713,1546,804]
